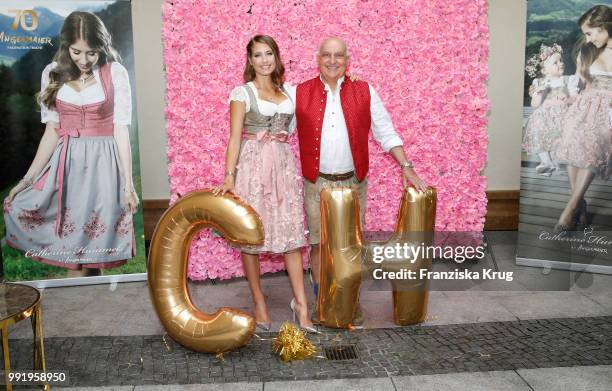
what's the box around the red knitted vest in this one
[296,77,371,182]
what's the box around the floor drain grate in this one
[324,345,359,360]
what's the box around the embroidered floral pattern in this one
[59,208,76,238]
[114,209,131,236]
[17,209,44,232]
[74,247,86,259]
[83,213,107,240]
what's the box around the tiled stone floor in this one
[4,232,612,390]
[8,316,612,388]
[7,233,612,339]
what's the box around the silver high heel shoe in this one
[256,322,271,332]
[290,298,321,334]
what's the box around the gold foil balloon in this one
[148,191,264,353]
[318,188,364,328]
[387,187,436,325]
[318,187,436,328]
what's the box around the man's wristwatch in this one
[400,161,414,169]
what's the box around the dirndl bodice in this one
[242,85,293,135]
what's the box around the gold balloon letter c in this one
[148,191,264,353]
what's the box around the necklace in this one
[79,72,94,85]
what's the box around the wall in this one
[485,0,526,190]
[131,0,170,199]
[130,0,527,199]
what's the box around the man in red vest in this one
[294,37,427,325]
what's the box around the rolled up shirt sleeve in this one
[369,84,403,152]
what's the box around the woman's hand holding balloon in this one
[212,174,235,196]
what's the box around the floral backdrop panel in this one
[162,0,490,280]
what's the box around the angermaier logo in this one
[0,9,53,49]
[10,9,38,31]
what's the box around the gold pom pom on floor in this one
[272,321,317,362]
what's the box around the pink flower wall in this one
[162,0,490,280]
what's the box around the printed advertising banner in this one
[517,0,612,274]
[0,0,146,285]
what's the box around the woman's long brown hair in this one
[243,35,285,89]
[574,5,611,82]
[40,11,120,109]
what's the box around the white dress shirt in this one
[289,76,403,174]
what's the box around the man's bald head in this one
[317,37,349,87]
[318,37,349,57]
